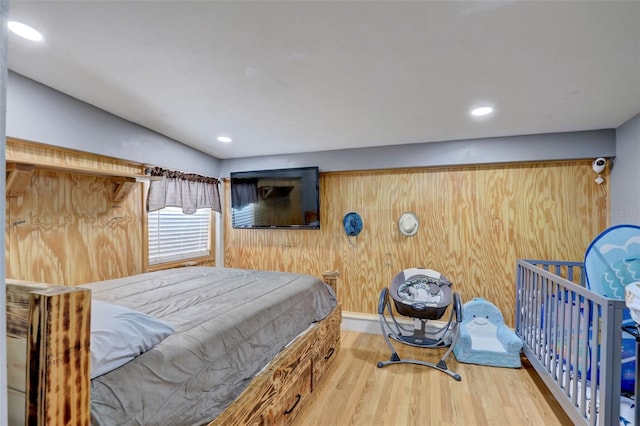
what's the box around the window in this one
[148,207,211,265]
[232,202,257,226]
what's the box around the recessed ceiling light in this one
[8,21,45,42]
[470,106,494,117]
[217,136,232,143]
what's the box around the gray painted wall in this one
[220,129,616,177]
[610,113,640,225]
[7,71,220,176]
[1,1,8,423]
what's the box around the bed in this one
[6,266,341,425]
[515,259,632,426]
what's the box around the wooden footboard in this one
[210,304,342,425]
[6,280,91,426]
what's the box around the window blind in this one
[232,203,257,227]
[148,207,211,265]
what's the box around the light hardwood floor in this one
[294,330,571,425]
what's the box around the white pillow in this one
[90,300,175,379]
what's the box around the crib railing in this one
[516,259,627,426]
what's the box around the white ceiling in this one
[6,0,640,159]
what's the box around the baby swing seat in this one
[377,268,463,381]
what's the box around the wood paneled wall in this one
[5,169,144,285]
[5,138,217,285]
[224,161,608,326]
[4,139,608,326]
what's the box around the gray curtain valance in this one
[146,167,221,214]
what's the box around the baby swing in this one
[377,267,463,381]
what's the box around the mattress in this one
[86,266,337,426]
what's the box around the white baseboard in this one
[340,311,383,335]
[340,311,449,336]
[341,311,413,335]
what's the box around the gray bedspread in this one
[85,266,337,426]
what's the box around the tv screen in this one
[230,166,320,229]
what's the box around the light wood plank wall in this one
[224,161,608,326]
[5,169,145,285]
[4,138,214,286]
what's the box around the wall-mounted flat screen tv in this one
[230,166,320,229]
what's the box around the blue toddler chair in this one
[453,297,522,368]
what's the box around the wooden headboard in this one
[6,279,91,425]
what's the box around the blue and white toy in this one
[453,297,523,368]
[584,224,640,394]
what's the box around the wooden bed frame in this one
[6,274,341,425]
[6,280,92,425]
